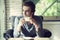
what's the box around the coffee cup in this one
[24,17,30,21]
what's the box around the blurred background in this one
[0,0,60,40]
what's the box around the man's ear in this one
[32,12,34,16]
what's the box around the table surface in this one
[8,37,49,40]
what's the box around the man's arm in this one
[13,18,25,37]
[29,17,39,32]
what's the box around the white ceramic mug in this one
[24,17,30,21]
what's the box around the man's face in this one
[23,6,33,17]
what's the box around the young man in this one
[14,1,42,37]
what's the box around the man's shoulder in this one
[33,15,43,20]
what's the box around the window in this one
[5,0,60,29]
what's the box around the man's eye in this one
[26,10,30,12]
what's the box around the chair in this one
[3,16,52,40]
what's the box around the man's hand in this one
[17,18,25,32]
[29,18,39,32]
